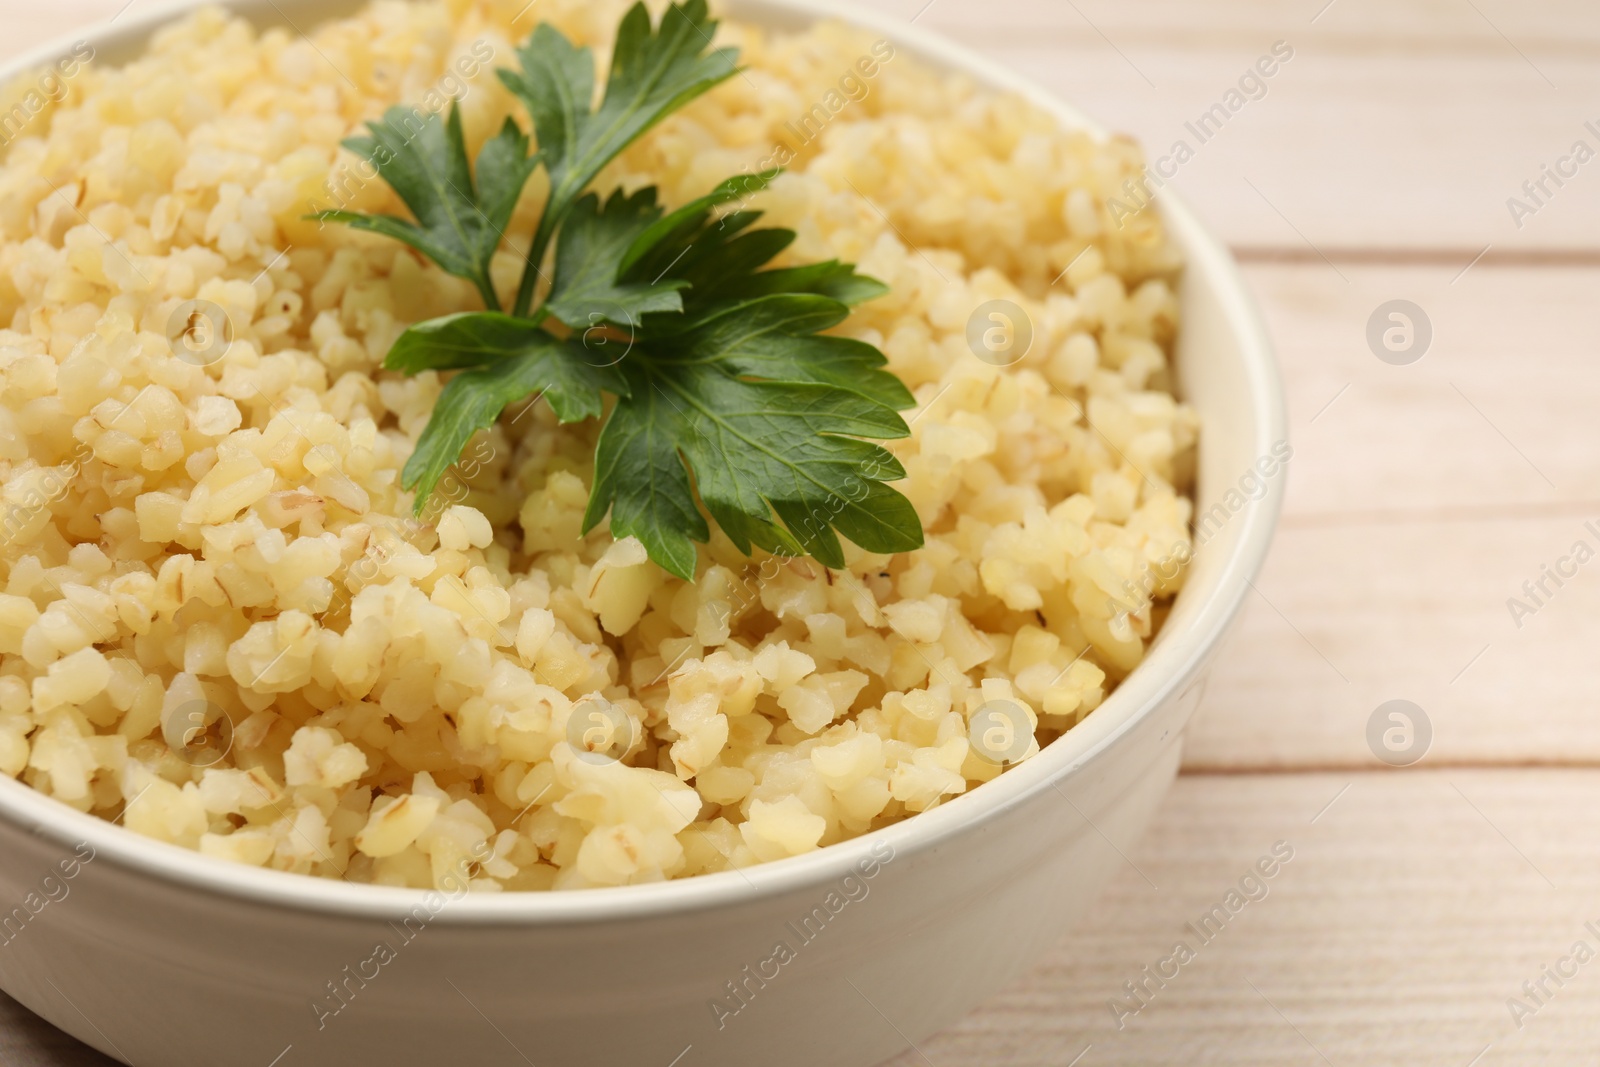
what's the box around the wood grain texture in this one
[0,1,1590,1065]
[0,997,110,1067]
[1186,265,1600,769]
[882,771,1600,1067]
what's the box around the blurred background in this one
[4,1,1597,1064]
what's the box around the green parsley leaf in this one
[617,172,776,278]
[397,324,624,509]
[317,3,926,576]
[722,260,891,306]
[386,311,561,374]
[586,361,919,579]
[542,172,778,332]
[582,294,923,581]
[542,187,689,331]
[577,381,710,580]
[659,294,913,411]
[615,173,889,326]
[499,0,741,314]
[316,104,536,311]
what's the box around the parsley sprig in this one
[316,0,924,580]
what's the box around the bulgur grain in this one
[0,0,1196,890]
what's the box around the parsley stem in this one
[475,275,501,314]
[513,217,557,318]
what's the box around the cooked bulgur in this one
[0,0,1196,890]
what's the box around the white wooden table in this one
[4,1,1596,1064]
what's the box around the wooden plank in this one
[872,0,1600,50]
[0,997,110,1067]
[881,770,1600,1067]
[1185,513,1600,770]
[1254,263,1599,517]
[1178,261,1600,770]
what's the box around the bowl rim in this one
[0,0,1286,926]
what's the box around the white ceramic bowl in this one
[0,2,1285,1065]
